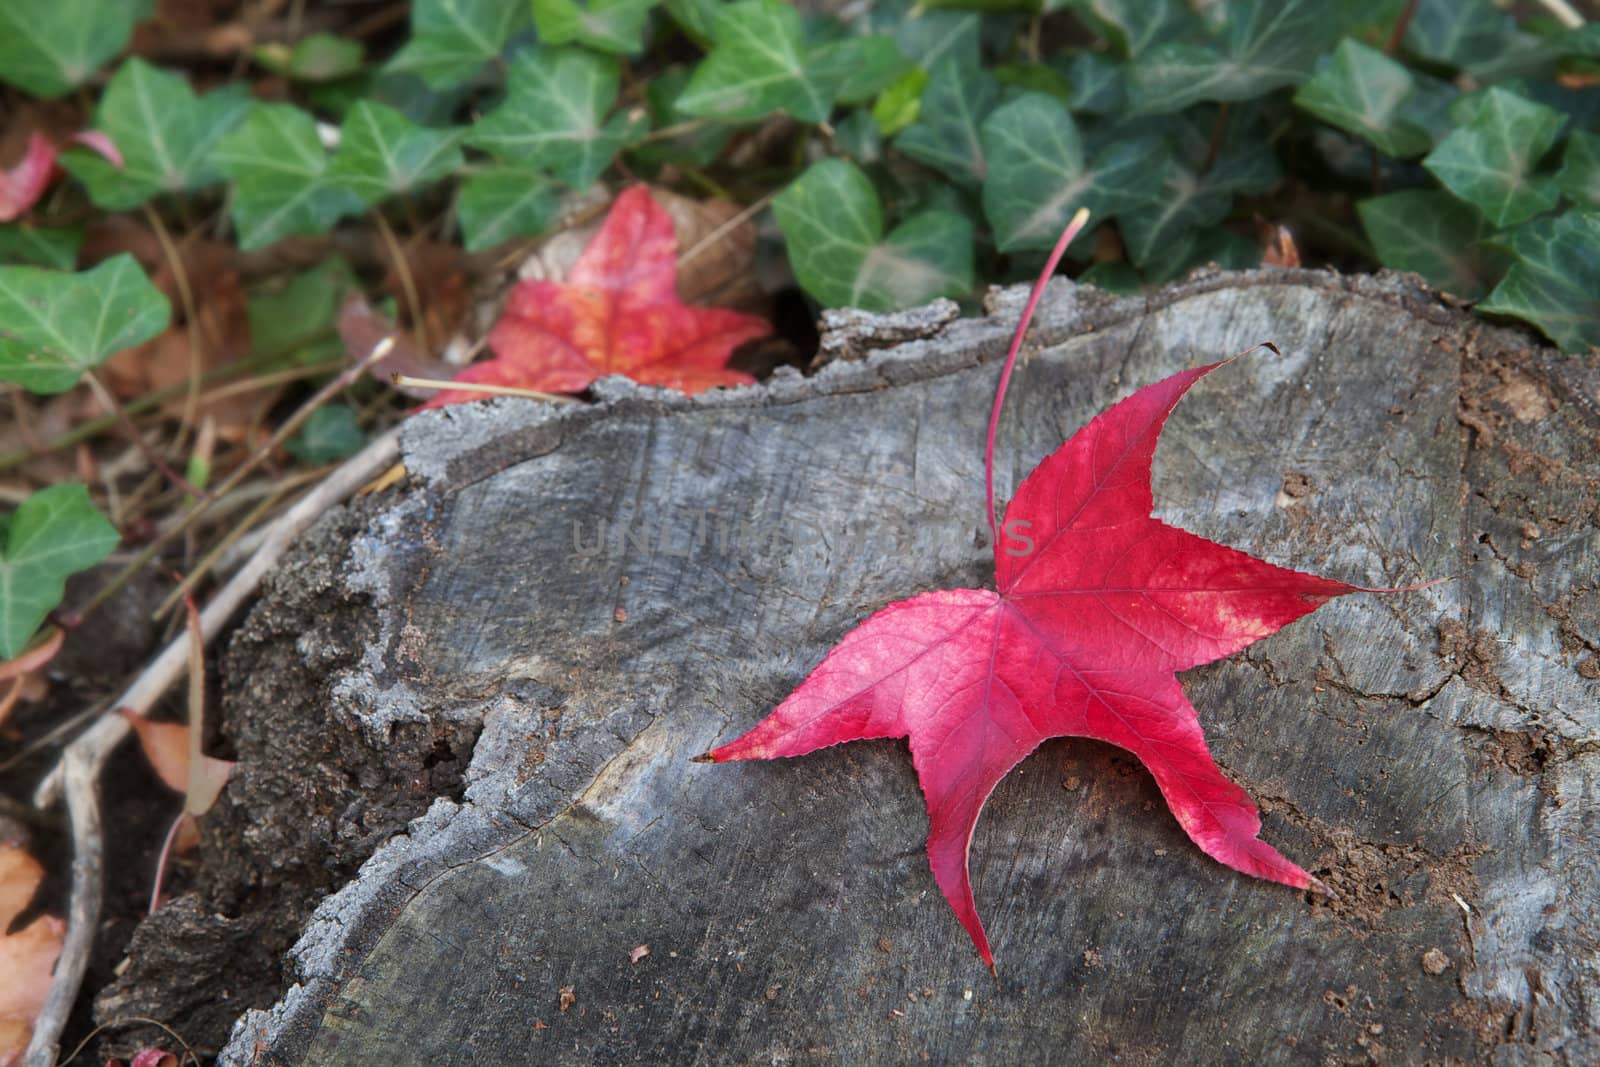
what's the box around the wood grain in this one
[210,270,1598,1065]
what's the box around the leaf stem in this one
[984,207,1090,544]
[1201,102,1231,174]
[82,370,210,500]
[141,203,204,451]
[678,188,777,268]
[1384,0,1420,53]
[372,208,430,354]
[152,464,328,620]
[392,374,578,404]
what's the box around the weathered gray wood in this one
[132,269,1597,1065]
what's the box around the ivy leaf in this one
[633,66,732,168]
[60,58,250,210]
[1130,0,1339,115]
[891,8,980,70]
[895,58,1001,188]
[871,67,929,138]
[329,101,464,205]
[811,35,907,106]
[0,0,140,98]
[214,104,364,250]
[980,92,1162,251]
[286,405,367,465]
[1079,260,1143,294]
[0,224,82,269]
[677,0,841,123]
[1120,133,1280,268]
[466,47,645,189]
[252,32,365,82]
[532,0,658,55]
[1081,0,1199,58]
[663,0,718,44]
[774,158,972,311]
[1557,130,1600,210]
[1150,224,1261,283]
[247,258,354,368]
[1357,189,1495,299]
[0,484,119,659]
[0,255,170,393]
[1063,52,1127,116]
[387,0,528,88]
[1423,87,1565,227]
[993,61,1073,100]
[1293,39,1433,158]
[457,167,558,251]
[1479,210,1600,353]
[1404,0,1510,69]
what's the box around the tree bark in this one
[114,269,1599,1065]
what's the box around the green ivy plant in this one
[4,0,1595,338]
[3,0,1600,658]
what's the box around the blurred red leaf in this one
[0,130,121,222]
[104,1048,178,1067]
[422,186,771,408]
[0,133,58,223]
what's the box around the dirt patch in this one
[1436,619,1506,697]
[1485,367,1558,424]
[1276,470,1313,509]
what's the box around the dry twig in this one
[23,748,102,1067]
[24,424,401,1064]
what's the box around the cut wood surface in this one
[188,270,1595,1065]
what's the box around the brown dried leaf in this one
[337,296,457,397]
[84,224,268,439]
[118,709,235,816]
[0,843,65,1066]
[1259,223,1301,269]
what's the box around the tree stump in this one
[109,270,1599,1064]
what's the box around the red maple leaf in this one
[423,186,770,407]
[701,210,1386,970]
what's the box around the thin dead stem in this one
[1533,0,1583,29]
[58,1015,200,1067]
[393,373,579,403]
[373,209,431,354]
[153,467,326,618]
[0,337,336,471]
[64,339,397,628]
[82,371,209,499]
[678,189,777,268]
[1384,0,1420,53]
[194,358,344,405]
[22,749,102,1067]
[141,205,204,448]
[36,424,400,810]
